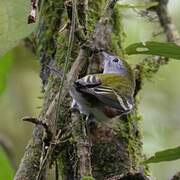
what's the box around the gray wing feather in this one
[74,75,134,112]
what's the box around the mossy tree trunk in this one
[15,0,144,179]
[15,0,179,180]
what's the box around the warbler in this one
[70,52,135,121]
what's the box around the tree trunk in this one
[15,0,180,180]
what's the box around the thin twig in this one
[22,117,53,141]
[56,0,77,130]
[36,129,61,180]
[36,144,53,180]
[28,0,38,24]
[58,22,69,34]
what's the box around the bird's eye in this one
[113,58,119,62]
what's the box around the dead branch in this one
[22,117,53,141]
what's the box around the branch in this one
[15,47,88,180]
[77,0,88,34]
[71,110,92,178]
[134,0,180,94]
[152,0,180,44]
[22,117,53,141]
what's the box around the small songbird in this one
[70,51,135,121]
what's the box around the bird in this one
[70,51,135,122]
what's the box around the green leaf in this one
[0,147,14,180]
[125,41,180,60]
[117,2,158,9]
[0,0,35,57]
[0,52,13,95]
[144,146,180,164]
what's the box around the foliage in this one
[0,147,14,180]
[0,52,13,95]
[144,146,180,164]
[0,0,35,57]
[125,41,180,60]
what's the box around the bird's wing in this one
[74,75,134,112]
[75,75,101,88]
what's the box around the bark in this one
[14,126,43,180]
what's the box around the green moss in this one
[127,114,143,170]
[139,56,168,81]
[37,0,64,50]
[87,0,106,34]
[81,176,95,180]
[114,120,130,140]
[110,5,126,57]
[91,140,130,177]
[55,33,69,65]
[113,113,143,171]
[58,154,65,180]
[36,0,65,85]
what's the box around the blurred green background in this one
[0,0,180,179]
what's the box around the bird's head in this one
[101,52,129,75]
